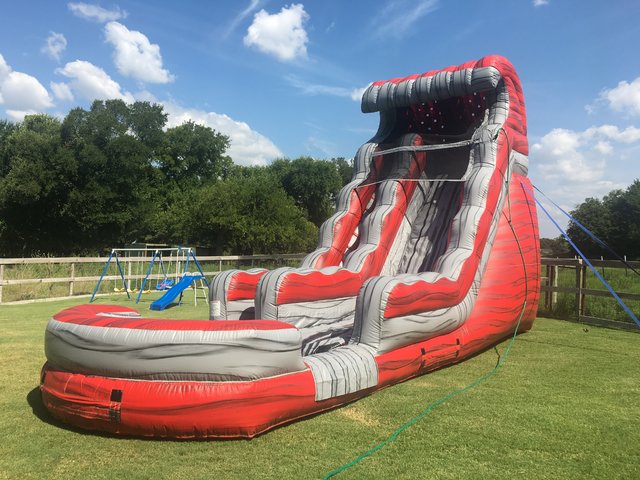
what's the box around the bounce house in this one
[40,55,540,439]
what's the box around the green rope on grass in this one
[322,300,527,479]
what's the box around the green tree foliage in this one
[0,115,73,254]
[539,237,571,257]
[0,119,19,176]
[0,103,170,255]
[269,157,343,226]
[183,173,317,254]
[331,157,353,186]
[567,180,640,260]
[0,103,344,256]
[606,181,640,257]
[160,121,232,186]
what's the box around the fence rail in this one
[540,257,640,331]
[0,254,306,304]
[0,256,638,333]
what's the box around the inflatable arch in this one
[40,55,540,438]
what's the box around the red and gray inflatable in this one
[40,55,540,438]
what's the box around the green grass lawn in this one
[1,295,639,479]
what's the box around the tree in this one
[606,180,640,258]
[128,102,167,149]
[184,173,317,254]
[567,197,613,258]
[160,121,232,186]
[0,102,172,255]
[83,99,131,149]
[64,135,156,249]
[331,157,353,187]
[269,157,342,226]
[0,101,356,256]
[0,115,75,255]
[0,119,19,176]
[57,101,167,251]
[539,237,570,257]
[567,180,640,260]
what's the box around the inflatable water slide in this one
[40,55,540,438]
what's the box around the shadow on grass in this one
[27,386,61,427]
[27,386,126,438]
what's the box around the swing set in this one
[90,247,208,306]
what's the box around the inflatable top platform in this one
[41,55,541,439]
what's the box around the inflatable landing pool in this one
[40,55,540,438]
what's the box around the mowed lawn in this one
[1,295,639,479]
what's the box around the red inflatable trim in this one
[226,269,268,301]
[53,304,296,331]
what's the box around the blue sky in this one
[1,0,639,237]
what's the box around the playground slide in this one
[150,274,202,311]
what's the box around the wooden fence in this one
[540,258,640,331]
[0,254,305,304]
[0,256,638,332]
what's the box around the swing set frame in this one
[90,247,208,304]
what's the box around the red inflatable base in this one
[40,320,533,439]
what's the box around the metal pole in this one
[190,250,209,287]
[136,250,158,304]
[90,249,114,303]
[114,252,130,300]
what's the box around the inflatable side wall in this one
[41,55,540,438]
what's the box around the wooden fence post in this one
[576,259,584,318]
[551,265,558,310]
[580,263,587,317]
[0,264,4,304]
[544,263,550,310]
[69,262,75,296]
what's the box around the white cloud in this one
[0,54,53,117]
[531,124,640,234]
[533,0,549,6]
[68,2,127,22]
[285,75,370,102]
[370,0,439,39]
[50,81,74,102]
[533,125,640,185]
[534,128,604,183]
[5,110,40,121]
[42,32,67,62]
[56,60,133,102]
[0,54,10,81]
[104,22,174,84]
[304,135,336,157]
[599,77,640,117]
[351,85,370,102]
[163,103,283,166]
[244,4,309,62]
[583,125,640,143]
[224,0,262,38]
[594,141,613,155]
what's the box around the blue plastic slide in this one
[150,274,203,311]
